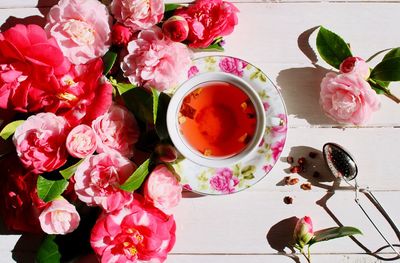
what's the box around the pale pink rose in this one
[13,113,68,174]
[320,72,380,125]
[74,152,136,212]
[144,165,182,214]
[210,168,239,194]
[110,0,164,32]
[272,114,288,135]
[271,139,285,161]
[122,27,192,91]
[92,104,139,158]
[45,0,112,64]
[340,57,370,80]
[66,124,97,158]
[162,16,189,42]
[188,65,199,78]
[39,198,80,235]
[91,194,176,263]
[293,216,314,248]
[218,57,247,77]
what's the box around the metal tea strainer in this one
[323,142,400,256]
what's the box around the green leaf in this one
[197,43,224,52]
[312,226,362,244]
[316,26,353,69]
[36,235,61,263]
[102,50,118,75]
[370,57,400,81]
[37,176,69,202]
[59,159,85,179]
[383,47,400,61]
[152,88,159,124]
[121,87,153,123]
[156,92,171,141]
[120,158,151,192]
[0,120,24,140]
[164,3,182,12]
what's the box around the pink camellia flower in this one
[320,72,380,125]
[162,16,189,42]
[175,0,239,48]
[271,138,285,161]
[122,27,192,91]
[293,216,314,248]
[110,0,164,32]
[13,113,68,174]
[144,165,182,214]
[0,24,70,112]
[74,152,136,212]
[92,104,139,158]
[66,124,97,158]
[210,168,239,194]
[45,0,112,64]
[219,57,247,77]
[39,198,80,235]
[112,23,133,46]
[340,57,370,80]
[91,194,176,263]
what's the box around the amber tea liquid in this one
[179,81,257,157]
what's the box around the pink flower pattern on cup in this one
[218,57,247,77]
[210,168,239,194]
[272,114,288,135]
[66,124,97,158]
[39,198,80,235]
[271,138,285,162]
[188,65,200,78]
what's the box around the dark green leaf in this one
[102,50,118,75]
[120,158,151,192]
[156,92,171,141]
[164,3,182,12]
[59,159,85,179]
[0,120,24,140]
[370,57,400,81]
[37,176,69,202]
[312,226,362,244]
[316,26,353,69]
[152,88,159,124]
[121,88,153,123]
[36,235,61,263]
[383,47,400,61]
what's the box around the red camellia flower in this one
[162,16,189,42]
[0,154,46,233]
[91,194,176,263]
[175,0,239,48]
[0,24,70,112]
[112,23,133,46]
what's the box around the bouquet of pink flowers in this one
[0,0,239,262]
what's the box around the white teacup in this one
[167,72,266,167]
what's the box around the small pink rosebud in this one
[111,23,133,46]
[155,143,178,163]
[293,216,314,248]
[162,16,189,42]
[340,56,370,79]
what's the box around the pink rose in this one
[272,114,288,135]
[122,27,192,91]
[66,124,97,158]
[39,198,80,235]
[320,72,380,125]
[219,57,247,77]
[111,0,164,32]
[340,57,370,79]
[293,216,314,248]
[162,16,189,42]
[74,152,136,212]
[13,113,68,174]
[46,0,112,64]
[144,165,182,214]
[91,194,176,263]
[92,104,139,158]
[175,0,239,48]
[0,24,70,112]
[271,139,285,161]
[112,23,133,46]
[210,168,239,194]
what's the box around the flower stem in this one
[301,250,311,263]
[368,79,400,104]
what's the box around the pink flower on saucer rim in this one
[210,168,239,194]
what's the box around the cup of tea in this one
[167,72,266,167]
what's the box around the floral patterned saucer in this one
[171,55,287,195]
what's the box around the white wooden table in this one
[1,1,400,262]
